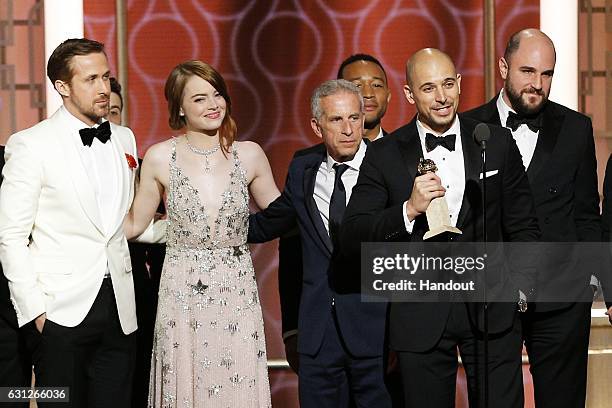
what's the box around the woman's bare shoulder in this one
[234,140,266,161]
[143,137,177,165]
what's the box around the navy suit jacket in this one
[277,131,389,337]
[248,143,387,357]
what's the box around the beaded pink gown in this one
[148,140,271,407]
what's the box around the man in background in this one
[338,54,391,141]
[108,77,123,126]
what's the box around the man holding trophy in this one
[341,48,540,408]
[416,157,462,240]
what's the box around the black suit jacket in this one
[249,142,387,357]
[464,97,601,311]
[341,115,540,352]
[277,133,387,336]
[599,154,612,308]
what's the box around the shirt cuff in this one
[133,219,167,244]
[282,330,298,342]
[402,201,415,233]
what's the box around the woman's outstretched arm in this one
[124,142,168,239]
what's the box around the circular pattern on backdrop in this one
[187,0,257,20]
[377,8,445,78]
[129,15,201,80]
[439,0,483,16]
[252,12,322,81]
[496,6,540,58]
[313,0,379,18]
[224,75,263,143]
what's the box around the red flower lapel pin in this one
[125,153,138,169]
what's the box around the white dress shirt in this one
[496,89,538,169]
[62,107,121,237]
[372,127,384,141]
[314,141,367,234]
[403,116,465,232]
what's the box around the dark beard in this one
[505,85,546,117]
[364,118,381,130]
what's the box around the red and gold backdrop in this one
[83,1,539,406]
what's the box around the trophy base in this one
[423,225,463,240]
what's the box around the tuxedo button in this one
[544,217,550,224]
[548,187,557,194]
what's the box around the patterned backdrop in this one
[83,1,539,406]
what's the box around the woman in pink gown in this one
[125,60,279,407]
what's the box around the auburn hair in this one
[164,60,236,154]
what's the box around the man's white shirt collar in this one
[324,140,367,172]
[372,127,384,141]
[495,89,539,169]
[60,105,108,134]
[496,89,515,130]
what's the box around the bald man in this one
[341,48,540,407]
[464,29,602,408]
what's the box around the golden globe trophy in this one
[417,158,462,240]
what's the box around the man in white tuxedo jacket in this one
[0,38,148,407]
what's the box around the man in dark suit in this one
[0,145,31,407]
[341,48,540,408]
[249,79,391,408]
[600,155,612,323]
[463,29,601,408]
[278,53,392,375]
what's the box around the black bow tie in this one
[505,111,542,133]
[79,121,111,147]
[425,133,456,152]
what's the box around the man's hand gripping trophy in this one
[414,158,462,239]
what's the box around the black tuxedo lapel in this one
[483,97,503,127]
[303,154,333,256]
[395,121,423,183]
[526,102,562,179]
[456,118,482,231]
